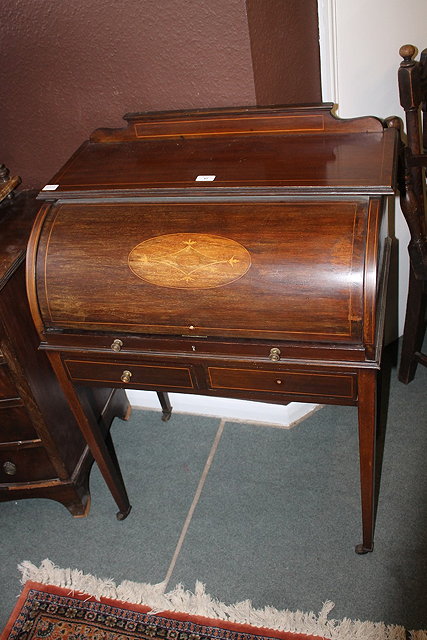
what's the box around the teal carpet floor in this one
[1,341,426,631]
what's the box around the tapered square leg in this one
[356,368,377,554]
[48,353,131,520]
[157,391,173,421]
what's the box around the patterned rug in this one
[1,581,324,640]
[2,560,426,640]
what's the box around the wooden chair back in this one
[396,44,427,382]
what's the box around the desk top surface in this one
[39,105,398,200]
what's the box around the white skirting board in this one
[125,390,319,428]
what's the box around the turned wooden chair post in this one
[397,45,427,383]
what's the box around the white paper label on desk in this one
[42,184,59,191]
[195,175,216,181]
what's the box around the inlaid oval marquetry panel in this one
[128,233,251,289]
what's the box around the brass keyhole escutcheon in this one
[269,347,281,362]
[120,370,132,383]
[111,339,123,352]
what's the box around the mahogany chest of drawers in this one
[26,104,398,551]
[0,189,130,515]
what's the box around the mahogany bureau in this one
[0,185,130,515]
[26,104,398,552]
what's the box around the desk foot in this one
[355,542,373,555]
[157,392,173,422]
[116,504,132,521]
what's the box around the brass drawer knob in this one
[120,370,132,383]
[276,379,283,385]
[269,347,281,362]
[111,339,123,352]
[3,461,17,475]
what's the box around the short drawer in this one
[64,358,195,390]
[0,362,19,400]
[0,446,57,484]
[207,366,356,400]
[0,404,39,443]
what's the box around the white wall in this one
[127,390,318,427]
[318,0,427,334]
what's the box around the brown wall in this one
[0,0,321,188]
[246,0,321,105]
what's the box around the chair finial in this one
[399,44,416,62]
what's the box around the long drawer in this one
[207,366,357,401]
[64,358,196,390]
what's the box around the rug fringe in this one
[18,559,424,640]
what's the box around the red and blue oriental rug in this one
[2,560,426,640]
[1,581,325,640]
